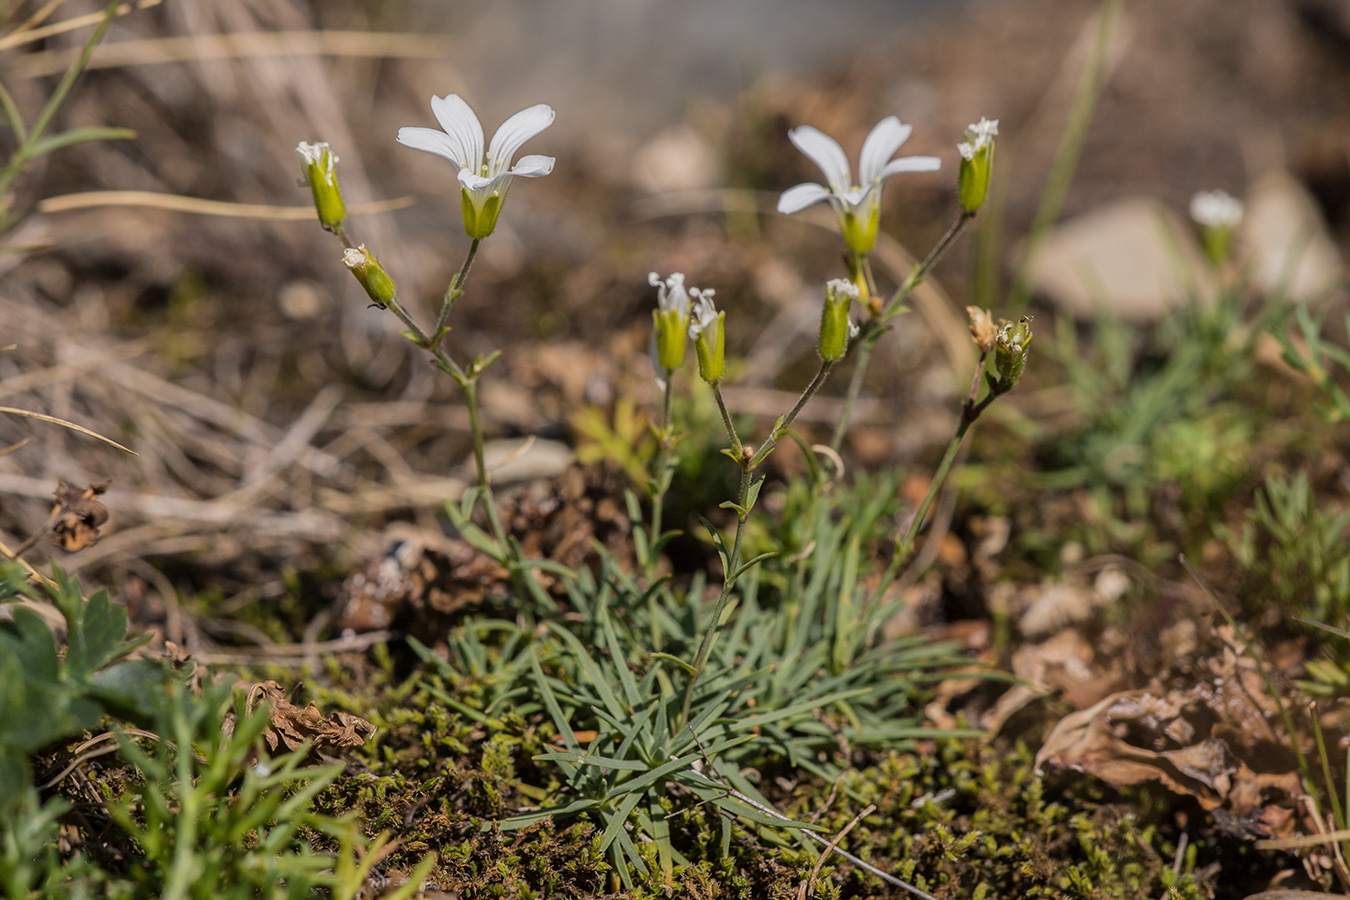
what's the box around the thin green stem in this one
[645,377,676,585]
[830,327,882,452]
[748,360,832,470]
[829,211,974,450]
[879,211,973,324]
[679,358,836,728]
[711,381,743,461]
[680,466,752,728]
[436,238,480,338]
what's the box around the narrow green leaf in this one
[648,652,697,676]
[598,790,645,853]
[27,126,135,159]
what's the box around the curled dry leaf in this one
[1034,634,1311,841]
[51,480,110,551]
[228,680,377,755]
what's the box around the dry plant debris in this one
[225,679,376,755]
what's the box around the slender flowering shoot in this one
[397,94,556,239]
[296,141,346,229]
[689,288,726,384]
[777,116,940,256]
[957,117,998,214]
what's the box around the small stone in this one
[1027,197,1212,321]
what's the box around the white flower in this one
[1189,190,1243,229]
[397,94,555,238]
[649,271,692,318]
[777,116,940,255]
[957,118,999,161]
[688,288,718,338]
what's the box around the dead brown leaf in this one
[1035,683,1308,840]
[229,680,377,755]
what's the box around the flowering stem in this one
[829,211,975,451]
[645,377,677,585]
[681,465,752,729]
[748,360,832,470]
[879,360,999,592]
[711,382,743,461]
[680,359,834,729]
[436,238,481,338]
[880,210,974,324]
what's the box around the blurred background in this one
[1,0,1348,640]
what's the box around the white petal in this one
[877,155,942,181]
[859,117,911,185]
[777,182,832,214]
[787,126,852,194]
[428,94,484,170]
[459,168,512,196]
[510,154,555,177]
[397,126,468,166]
[487,104,555,176]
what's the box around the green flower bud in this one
[818,278,860,362]
[296,141,346,229]
[650,272,692,371]
[689,290,726,384]
[342,245,396,308]
[957,118,997,214]
[993,316,1033,388]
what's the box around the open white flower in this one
[777,116,940,255]
[397,94,555,239]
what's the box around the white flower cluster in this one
[957,118,999,161]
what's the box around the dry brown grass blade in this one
[17,29,452,77]
[0,405,135,454]
[0,0,161,53]
[38,191,414,219]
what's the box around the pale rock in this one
[1238,170,1344,305]
[630,124,719,194]
[1028,197,1212,321]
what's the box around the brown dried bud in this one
[50,480,109,551]
[967,306,998,353]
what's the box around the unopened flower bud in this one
[957,118,997,214]
[650,272,692,371]
[966,306,998,353]
[1189,189,1243,266]
[994,316,1033,388]
[818,278,860,362]
[342,245,396,307]
[689,289,726,384]
[297,141,346,229]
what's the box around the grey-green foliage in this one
[1276,302,1350,424]
[1232,471,1350,626]
[1042,280,1265,555]
[432,473,979,888]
